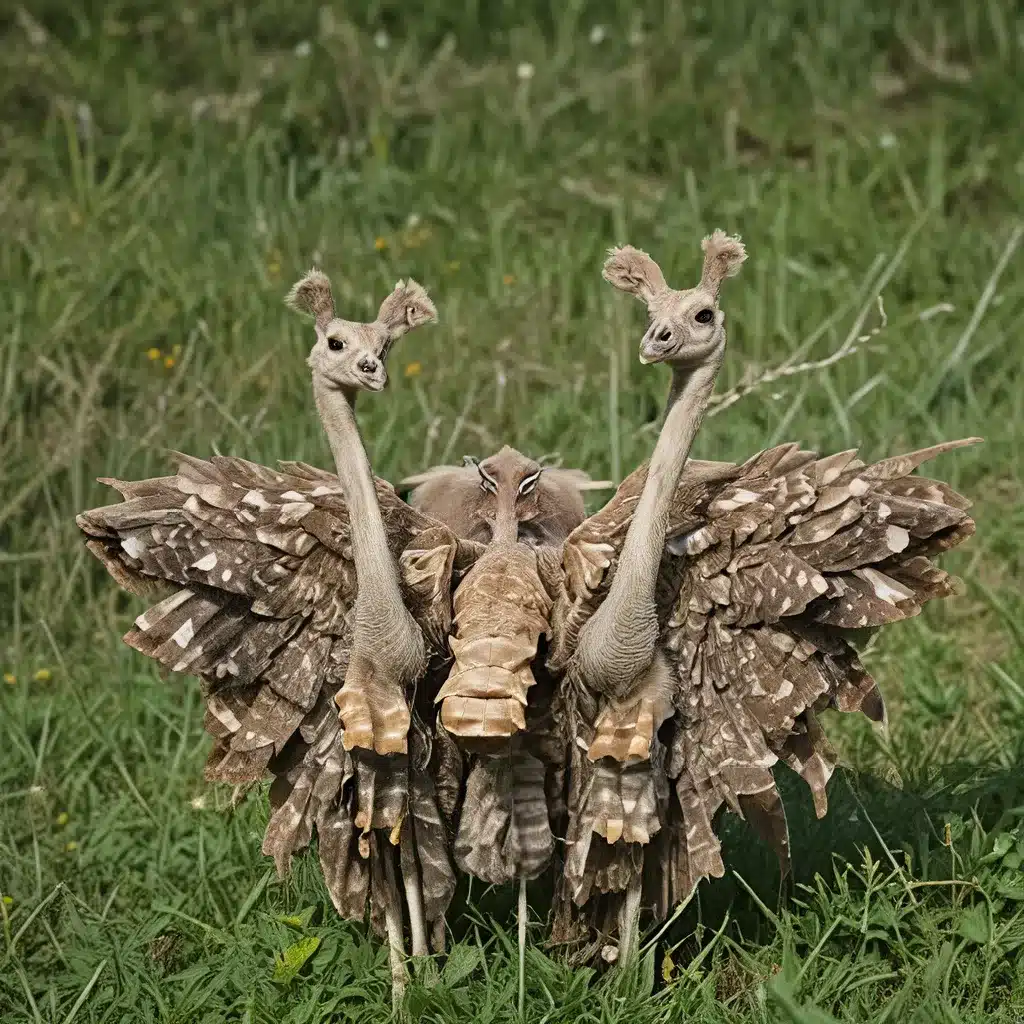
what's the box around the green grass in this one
[2,1,1023,1019]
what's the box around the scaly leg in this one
[617,874,642,968]
[403,856,429,958]
[382,852,408,1007]
[518,878,528,1018]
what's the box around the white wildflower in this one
[516,62,535,81]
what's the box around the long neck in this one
[312,377,406,618]
[614,356,722,605]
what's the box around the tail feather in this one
[773,710,836,818]
[455,751,554,884]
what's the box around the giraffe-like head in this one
[602,230,747,370]
[286,270,437,392]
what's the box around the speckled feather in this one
[553,438,978,933]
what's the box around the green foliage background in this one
[1,1,1022,1020]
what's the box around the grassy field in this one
[2,1,1023,1020]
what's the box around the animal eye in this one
[657,328,672,342]
[518,471,541,496]
[328,337,344,351]
[695,309,714,324]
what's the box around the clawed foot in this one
[336,676,411,755]
[588,692,673,762]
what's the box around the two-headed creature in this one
[78,232,978,1001]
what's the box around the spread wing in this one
[77,452,469,925]
[552,439,978,921]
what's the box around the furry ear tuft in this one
[286,269,335,327]
[375,279,437,339]
[602,245,669,305]
[699,230,747,297]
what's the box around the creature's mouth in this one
[640,338,719,368]
[322,373,387,393]
[638,341,673,365]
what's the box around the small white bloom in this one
[294,40,311,57]
[190,794,208,810]
[589,24,606,44]
[76,102,93,139]
[878,132,898,150]
[406,212,421,228]
[516,61,535,81]
[374,29,389,49]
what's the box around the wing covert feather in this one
[552,439,978,918]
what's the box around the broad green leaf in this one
[273,935,322,985]
[277,905,316,930]
[995,880,1024,902]
[956,905,991,945]
[980,832,1014,864]
[441,943,482,986]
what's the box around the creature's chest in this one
[451,545,553,641]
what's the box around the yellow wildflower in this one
[502,273,516,286]
[147,347,161,361]
[3,673,15,686]
[374,236,389,251]
[1,896,12,907]
[404,361,422,378]
[164,355,176,369]
[662,950,676,983]
[34,668,52,683]
[65,841,79,853]
[56,812,69,827]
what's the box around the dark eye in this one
[695,309,714,324]
[328,337,344,351]
[657,328,672,342]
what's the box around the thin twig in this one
[708,214,932,419]
[708,294,888,419]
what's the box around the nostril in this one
[657,328,672,343]
[358,357,378,373]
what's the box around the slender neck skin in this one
[615,355,722,607]
[574,351,722,698]
[312,377,408,632]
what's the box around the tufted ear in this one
[285,269,336,329]
[699,230,747,298]
[375,279,437,340]
[602,245,669,307]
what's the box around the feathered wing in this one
[551,438,978,928]
[77,453,470,935]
